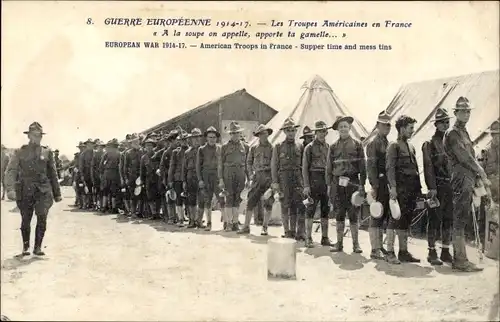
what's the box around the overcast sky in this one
[1,1,498,156]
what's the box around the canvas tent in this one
[365,69,499,192]
[250,75,368,146]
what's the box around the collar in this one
[454,120,467,130]
[313,138,326,146]
[433,130,445,139]
[338,135,351,142]
[397,134,409,142]
[258,140,271,146]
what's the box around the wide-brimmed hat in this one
[332,116,354,130]
[77,141,85,148]
[166,129,179,140]
[431,108,453,122]
[177,131,189,140]
[106,139,119,147]
[311,120,329,131]
[84,138,94,145]
[376,110,391,125]
[280,117,300,130]
[143,137,157,145]
[453,96,473,110]
[253,124,273,137]
[94,139,105,146]
[204,126,221,138]
[127,134,140,143]
[487,120,500,134]
[188,128,203,138]
[299,126,315,139]
[23,122,45,135]
[226,121,244,134]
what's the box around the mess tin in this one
[370,201,384,218]
[339,176,350,187]
[262,188,273,200]
[351,191,364,207]
[389,199,401,220]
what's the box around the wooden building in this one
[141,89,278,142]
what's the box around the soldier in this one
[1,145,10,200]
[120,135,132,214]
[160,129,179,223]
[422,108,454,265]
[219,122,247,232]
[303,121,331,247]
[197,126,224,231]
[140,138,161,219]
[79,139,95,209]
[483,120,499,203]
[53,149,62,179]
[444,96,488,272]
[327,116,366,252]
[296,126,315,241]
[366,111,391,259]
[238,124,274,235]
[271,117,303,238]
[385,115,421,264]
[169,130,189,226]
[153,134,169,221]
[182,128,203,228]
[72,142,86,208]
[4,122,62,256]
[122,135,142,217]
[91,139,105,210]
[100,139,121,213]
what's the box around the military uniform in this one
[366,111,391,259]
[169,132,189,225]
[327,116,366,253]
[1,146,10,200]
[271,118,304,238]
[483,120,499,203]
[79,139,95,209]
[196,126,224,231]
[219,122,247,231]
[422,108,454,265]
[303,121,331,247]
[182,128,203,228]
[123,136,142,217]
[238,124,274,235]
[140,138,161,219]
[160,130,179,223]
[72,142,85,207]
[100,139,121,213]
[91,140,105,210]
[444,97,486,272]
[4,122,61,256]
[54,150,62,179]
[296,126,315,240]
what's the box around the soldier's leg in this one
[440,184,453,262]
[426,193,443,265]
[18,199,35,255]
[223,171,234,231]
[295,203,306,241]
[101,179,109,213]
[330,182,347,252]
[320,189,332,246]
[396,189,420,263]
[305,196,318,247]
[186,177,198,228]
[347,202,362,253]
[279,172,291,237]
[174,181,184,226]
[33,192,54,256]
[231,169,245,230]
[262,196,274,236]
[239,174,261,233]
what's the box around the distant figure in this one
[1,144,10,200]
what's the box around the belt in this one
[310,169,326,173]
[224,164,245,168]
[255,168,271,172]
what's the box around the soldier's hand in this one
[483,178,492,187]
[389,187,398,200]
[54,196,62,203]
[168,182,173,189]
[199,180,205,189]
[427,189,437,199]
[303,187,311,196]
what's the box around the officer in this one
[238,124,274,236]
[160,129,179,223]
[218,122,247,232]
[422,108,454,265]
[386,115,421,264]
[271,117,303,239]
[296,126,315,241]
[444,96,488,272]
[91,139,105,211]
[302,121,330,248]
[197,126,224,231]
[182,128,203,228]
[328,115,366,252]
[122,134,142,217]
[169,130,189,226]
[100,139,121,213]
[1,144,10,200]
[4,122,62,256]
[366,111,391,259]
[140,137,161,219]
[79,138,95,209]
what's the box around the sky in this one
[1,1,498,157]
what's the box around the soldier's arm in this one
[217,145,225,181]
[78,152,85,176]
[302,144,311,188]
[386,143,398,190]
[159,150,168,179]
[181,151,188,183]
[168,151,176,184]
[445,131,484,176]
[358,142,367,187]
[47,149,62,199]
[196,147,203,182]
[365,141,379,189]
[326,145,334,186]
[140,155,146,183]
[271,144,279,185]
[118,153,125,183]
[246,146,255,180]
[422,141,437,190]
[4,150,20,192]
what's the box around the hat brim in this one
[280,125,300,131]
[204,130,221,138]
[332,116,354,130]
[227,128,244,133]
[189,134,203,138]
[453,106,474,110]
[24,130,46,135]
[376,119,392,125]
[311,126,329,132]
[432,116,453,122]
[253,129,273,137]
[299,133,315,139]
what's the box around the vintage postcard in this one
[1,1,499,321]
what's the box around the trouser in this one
[245,171,273,227]
[201,171,225,225]
[427,182,453,248]
[223,166,245,224]
[17,190,53,250]
[451,173,475,263]
[331,175,360,224]
[306,171,330,239]
[369,179,390,250]
[279,170,303,235]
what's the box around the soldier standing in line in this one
[100,139,121,214]
[122,135,142,218]
[153,134,169,221]
[182,128,204,228]
[422,108,454,265]
[160,129,179,223]
[4,122,62,256]
[296,126,315,241]
[196,126,224,231]
[91,139,105,211]
[79,139,95,209]
[218,122,248,232]
[72,142,85,208]
[169,130,189,226]
[303,121,331,248]
[120,135,132,214]
[271,118,304,239]
[238,124,274,236]
[1,145,10,200]
[53,149,62,179]
[140,138,162,219]
[482,120,499,249]
[365,111,392,259]
[328,115,366,253]
[385,115,421,264]
[444,97,488,272]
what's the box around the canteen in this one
[134,185,142,196]
[369,201,384,219]
[339,176,350,187]
[389,199,401,220]
[167,189,177,201]
[351,191,364,207]
[262,188,273,200]
[135,177,142,186]
[180,191,186,198]
[427,197,440,209]
[303,196,314,206]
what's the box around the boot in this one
[330,221,344,252]
[281,210,290,237]
[33,224,46,256]
[224,208,232,231]
[452,261,484,272]
[427,248,443,265]
[351,224,362,253]
[290,213,297,238]
[321,218,332,246]
[379,228,388,255]
[384,230,400,264]
[305,218,314,247]
[452,235,483,272]
[261,225,268,236]
[397,229,420,263]
[238,209,253,234]
[20,228,30,256]
[369,228,384,260]
[440,247,453,263]
[296,215,305,240]
[204,208,212,231]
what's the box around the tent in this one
[250,75,368,146]
[365,69,499,192]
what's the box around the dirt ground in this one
[1,187,499,321]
